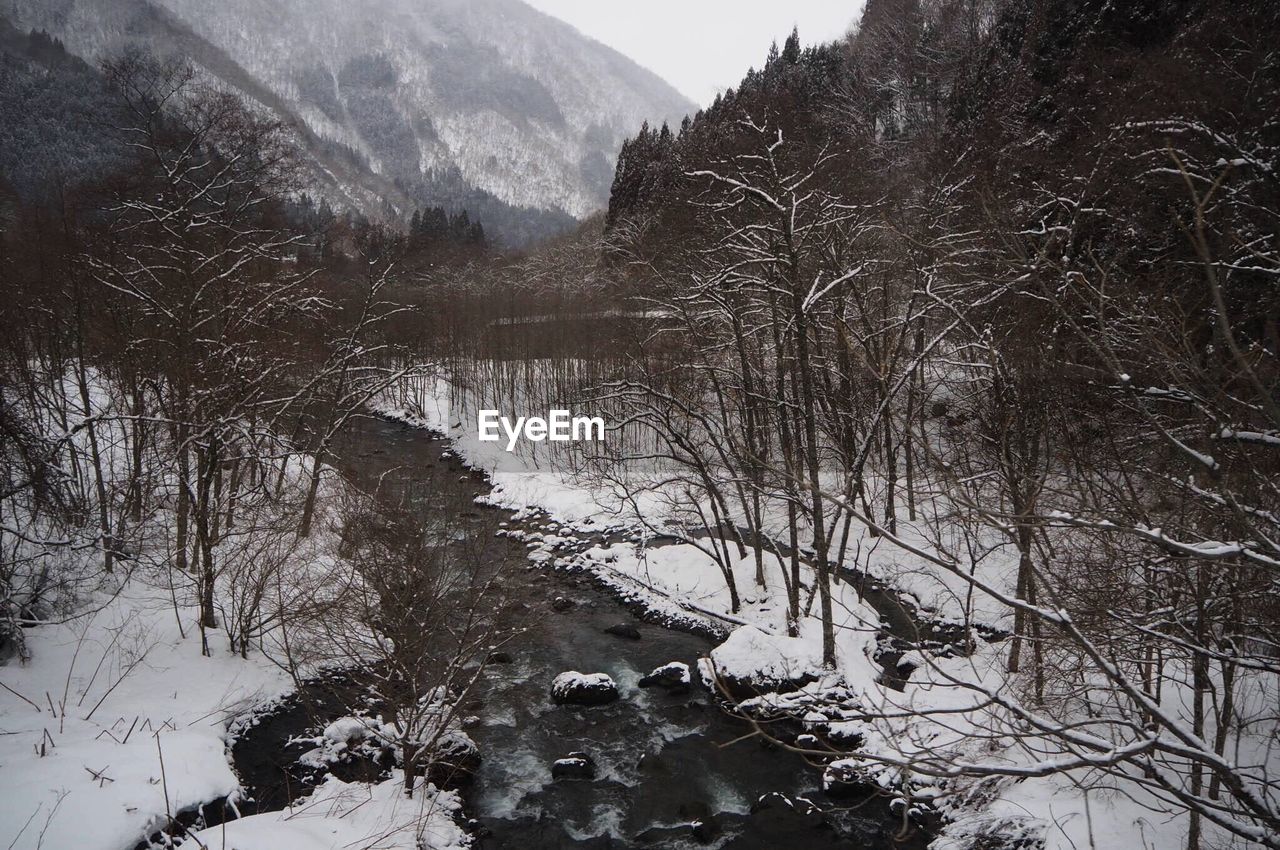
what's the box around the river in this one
[231,413,926,849]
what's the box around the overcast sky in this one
[523,1,865,106]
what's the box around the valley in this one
[1,2,1277,850]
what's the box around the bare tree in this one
[316,487,511,796]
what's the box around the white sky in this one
[523,1,865,106]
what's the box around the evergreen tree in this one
[782,27,801,63]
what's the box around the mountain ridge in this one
[0,0,694,243]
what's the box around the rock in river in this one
[551,751,596,781]
[425,730,481,788]
[604,622,641,640]
[638,661,692,693]
[550,671,619,706]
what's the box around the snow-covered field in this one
[0,585,471,849]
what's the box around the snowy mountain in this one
[1,0,695,242]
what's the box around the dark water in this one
[235,414,926,849]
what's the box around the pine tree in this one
[409,209,422,247]
[783,26,801,63]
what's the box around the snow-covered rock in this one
[323,715,374,746]
[551,751,596,781]
[426,730,481,788]
[705,625,825,699]
[550,671,619,706]
[300,715,390,769]
[638,661,692,693]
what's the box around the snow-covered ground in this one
[187,772,469,850]
[0,371,469,850]
[0,579,292,850]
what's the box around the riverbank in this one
[0,373,362,850]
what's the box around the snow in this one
[551,671,616,699]
[0,510,467,850]
[640,661,691,687]
[187,773,469,850]
[0,581,293,850]
[372,375,633,526]
[322,715,374,745]
[932,770,1187,850]
[707,625,824,687]
[299,715,397,769]
[0,367,471,850]
[1216,427,1280,447]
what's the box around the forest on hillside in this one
[421,2,1280,848]
[1,1,1278,849]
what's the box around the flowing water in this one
[232,414,926,849]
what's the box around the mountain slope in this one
[0,20,125,205]
[1,0,694,242]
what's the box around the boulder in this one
[638,661,692,694]
[705,625,823,700]
[426,730,481,788]
[604,622,641,640]
[822,764,868,800]
[691,816,721,844]
[551,596,574,613]
[747,792,829,838]
[646,802,714,844]
[550,671,619,706]
[551,751,596,781]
